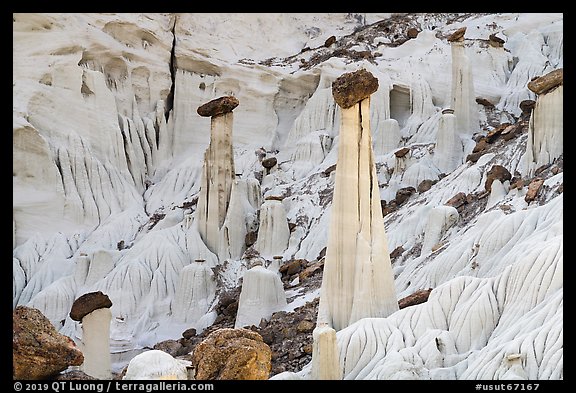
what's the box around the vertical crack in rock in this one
[195,96,239,256]
[318,68,398,331]
[165,14,177,122]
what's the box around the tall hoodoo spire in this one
[448,27,479,136]
[317,69,399,332]
[195,96,239,255]
[524,68,563,177]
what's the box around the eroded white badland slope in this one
[13,13,562,379]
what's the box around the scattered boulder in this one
[476,97,495,107]
[182,328,197,340]
[69,291,112,321]
[398,288,433,309]
[324,35,336,47]
[245,231,258,247]
[473,138,489,153]
[394,147,410,158]
[261,157,277,169]
[13,306,84,379]
[192,328,272,380]
[407,27,419,39]
[520,99,536,114]
[153,339,183,357]
[466,151,484,163]
[442,108,455,114]
[525,177,545,203]
[417,179,437,194]
[331,69,379,108]
[390,246,404,259]
[395,186,416,206]
[485,164,512,192]
[279,259,304,276]
[445,192,468,209]
[527,68,563,95]
[197,96,239,117]
[299,260,324,281]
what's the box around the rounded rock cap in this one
[331,69,379,109]
[448,27,466,42]
[527,68,563,95]
[197,96,239,117]
[70,291,112,321]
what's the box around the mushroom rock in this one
[449,27,479,137]
[447,27,466,42]
[70,291,113,379]
[523,70,563,177]
[421,206,459,254]
[195,96,238,256]
[253,198,290,259]
[488,33,505,48]
[172,259,217,325]
[485,164,512,193]
[318,69,399,332]
[192,328,271,380]
[433,111,464,174]
[69,291,112,321]
[123,349,191,380]
[13,305,84,380]
[234,265,287,329]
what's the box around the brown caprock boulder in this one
[13,306,84,379]
[192,328,271,380]
[527,68,563,95]
[331,69,379,109]
[197,96,239,117]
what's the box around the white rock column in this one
[373,118,401,156]
[234,265,287,328]
[172,259,216,324]
[195,96,239,255]
[310,324,342,380]
[524,69,563,177]
[433,109,463,174]
[253,198,290,259]
[70,291,113,379]
[448,27,479,137]
[317,69,399,332]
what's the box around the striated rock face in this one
[192,328,271,380]
[253,199,290,258]
[13,306,84,379]
[331,69,379,109]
